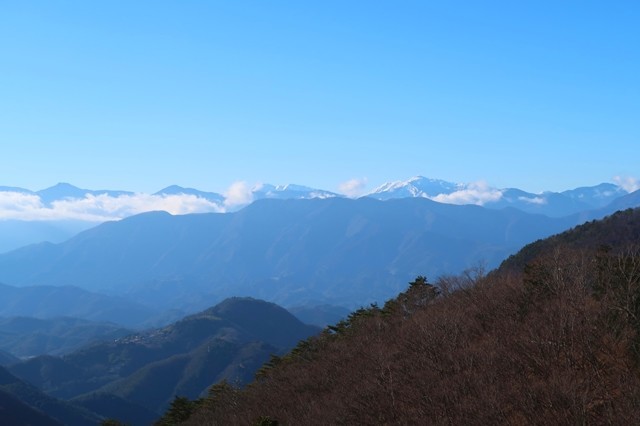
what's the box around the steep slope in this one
[184,208,640,425]
[0,197,581,309]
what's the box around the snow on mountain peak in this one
[368,176,462,200]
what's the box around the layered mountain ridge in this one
[0,177,636,254]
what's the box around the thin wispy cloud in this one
[518,196,547,205]
[613,176,640,193]
[339,178,368,198]
[0,192,224,222]
[430,181,503,206]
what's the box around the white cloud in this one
[518,196,547,205]
[0,191,224,222]
[224,181,254,207]
[430,181,503,206]
[0,192,43,214]
[339,178,368,198]
[613,176,640,193]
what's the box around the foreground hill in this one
[180,208,640,425]
[0,197,581,310]
[8,298,319,422]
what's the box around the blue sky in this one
[1,1,638,194]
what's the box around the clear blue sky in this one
[1,1,638,194]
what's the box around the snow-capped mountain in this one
[366,176,633,217]
[252,183,340,201]
[367,176,462,200]
[0,177,637,253]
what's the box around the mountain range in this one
[0,181,638,321]
[2,177,634,213]
[1,178,639,423]
[0,197,599,312]
[0,177,636,254]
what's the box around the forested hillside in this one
[174,208,640,425]
[5,298,319,424]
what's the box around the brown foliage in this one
[186,248,640,425]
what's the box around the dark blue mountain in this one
[0,197,586,309]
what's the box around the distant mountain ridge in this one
[0,282,164,328]
[0,197,591,310]
[0,316,132,358]
[366,176,631,217]
[1,177,632,215]
[0,177,636,254]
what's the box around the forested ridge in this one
[156,208,640,425]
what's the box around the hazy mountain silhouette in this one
[0,179,633,255]
[36,183,133,205]
[0,282,161,328]
[0,220,95,254]
[0,316,131,358]
[0,197,593,310]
